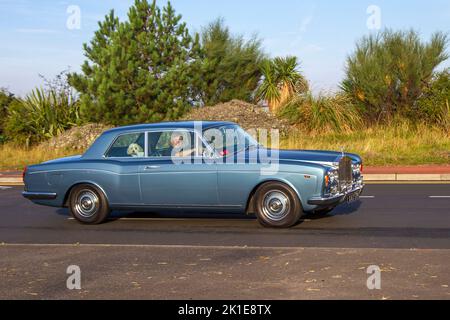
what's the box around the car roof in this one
[103,121,237,134]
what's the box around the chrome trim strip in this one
[103,130,147,159]
[22,192,57,200]
[111,204,243,209]
[28,168,314,176]
[144,131,148,157]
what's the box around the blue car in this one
[22,121,364,228]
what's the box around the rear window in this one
[106,132,145,158]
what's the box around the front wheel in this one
[69,184,110,224]
[254,182,303,228]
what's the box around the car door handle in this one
[144,165,160,170]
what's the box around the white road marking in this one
[0,186,12,190]
[429,196,450,198]
[360,196,375,198]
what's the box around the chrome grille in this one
[338,156,353,188]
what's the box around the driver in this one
[169,133,195,158]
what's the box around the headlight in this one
[325,169,339,195]
[352,163,361,174]
[327,169,338,184]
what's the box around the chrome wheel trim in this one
[74,189,99,218]
[261,190,290,222]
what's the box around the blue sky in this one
[0,0,449,96]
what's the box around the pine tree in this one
[69,0,202,125]
[199,19,265,105]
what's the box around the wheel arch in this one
[63,181,109,207]
[245,178,303,215]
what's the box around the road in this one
[0,184,449,299]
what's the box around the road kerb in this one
[0,177,23,185]
[396,174,442,181]
[364,174,396,181]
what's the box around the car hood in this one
[262,149,360,166]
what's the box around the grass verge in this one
[0,145,79,171]
[281,122,450,166]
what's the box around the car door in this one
[203,125,262,208]
[139,129,219,207]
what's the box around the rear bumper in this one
[22,191,57,200]
[307,185,364,206]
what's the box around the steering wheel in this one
[150,150,163,157]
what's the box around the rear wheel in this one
[254,182,302,228]
[69,184,110,224]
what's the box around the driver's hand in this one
[176,149,195,157]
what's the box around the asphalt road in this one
[0,184,449,299]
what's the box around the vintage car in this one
[22,121,364,228]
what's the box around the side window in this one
[106,133,145,158]
[148,130,197,158]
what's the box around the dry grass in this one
[0,144,79,171]
[281,122,450,166]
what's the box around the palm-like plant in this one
[256,56,308,113]
[5,88,80,146]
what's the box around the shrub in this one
[341,30,448,123]
[4,88,81,146]
[0,88,15,137]
[279,92,363,132]
[416,69,450,127]
[199,18,266,105]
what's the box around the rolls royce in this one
[22,121,364,228]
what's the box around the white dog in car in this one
[127,143,144,157]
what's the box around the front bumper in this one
[307,185,364,206]
[22,191,57,200]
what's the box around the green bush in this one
[4,88,81,146]
[416,69,450,127]
[342,29,448,123]
[0,88,15,136]
[199,18,266,105]
[279,92,363,132]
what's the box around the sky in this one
[0,0,449,96]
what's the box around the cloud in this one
[289,9,315,49]
[304,43,323,53]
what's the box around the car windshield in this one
[203,125,259,156]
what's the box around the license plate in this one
[346,191,360,203]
